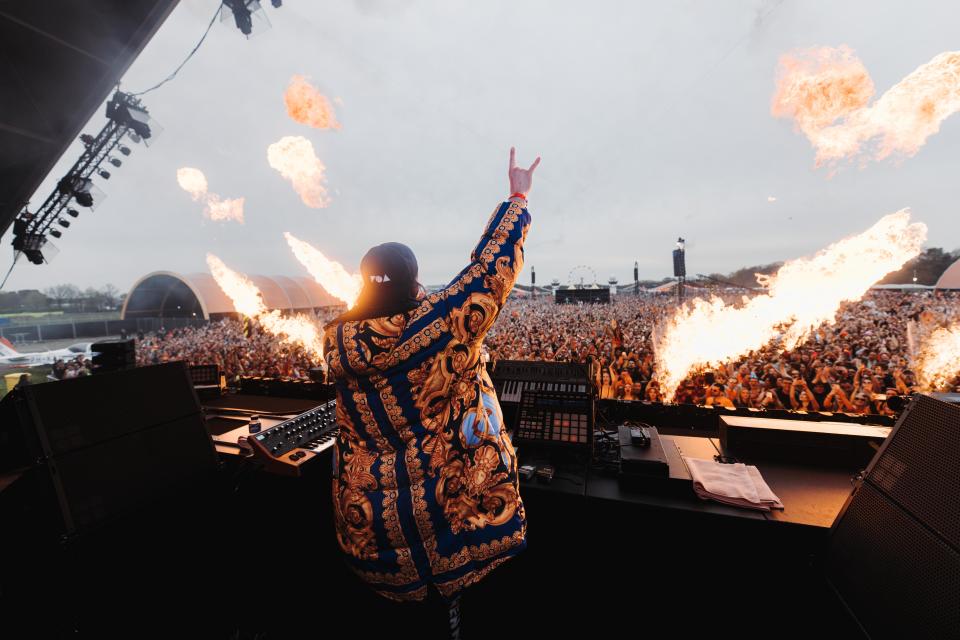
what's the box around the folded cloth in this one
[682,457,784,512]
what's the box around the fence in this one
[0,317,207,345]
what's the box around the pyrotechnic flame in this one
[267,136,331,208]
[177,167,208,200]
[284,232,362,307]
[654,210,927,401]
[206,253,324,358]
[176,167,245,223]
[915,325,960,391]
[285,75,342,130]
[205,196,246,223]
[773,47,960,168]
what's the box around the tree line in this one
[699,247,958,290]
[0,284,123,314]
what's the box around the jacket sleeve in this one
[437,199,532,343]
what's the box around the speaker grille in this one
[868,395,960,549]
[828,482,960,638]
[827,394,960,639]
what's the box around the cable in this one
[131,3,222,96]
[0,252,20,290]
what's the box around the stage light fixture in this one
[49,229,62,238]
[98,170,111,180]
[58,175,95,207]
[58,219,70,228]
[223,0,253,34]
[271,0,282,6]
[109,157,122,168]
[66,208,79,218]
[80,133,95,146]
[106,93,155,140]
[222,0,271,37]
[118,145,131,156]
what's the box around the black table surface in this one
[518,434,857,531]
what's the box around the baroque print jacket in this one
[323,199,531,602]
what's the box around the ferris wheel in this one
[567,265,598,288]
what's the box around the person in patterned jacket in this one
[322,148,540,634]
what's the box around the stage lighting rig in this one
[222,0,275,37]
[7,91,155,265]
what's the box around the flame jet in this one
[654,210,927,401]
[206,253,324,359]
[267,136,331,208]
[916,325,960,391]
[284,232,362,308]
[285,75,341,130]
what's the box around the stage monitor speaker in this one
[1,362,219,538]
[91,338,136,373]
[825,394,960,639]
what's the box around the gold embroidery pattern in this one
[341,321,366,375]
[337,390,420,586]
[374,585,429,603]
[377,372,525,577]
[323,327,345,379]
[331,443,378,561]
[371,319,448,371]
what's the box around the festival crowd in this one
[130,290,959,416]
[485,290,960,416]
[135,312,338,380]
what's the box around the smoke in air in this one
[176,167,244,223]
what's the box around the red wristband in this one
[509,192,527,201]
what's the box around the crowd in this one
[485,290,960,416]
[135,314,336,380]
[127,290,959,417]
[51,356,92,380]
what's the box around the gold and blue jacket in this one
[323,199,531,602]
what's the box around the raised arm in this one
[438,148,539,343]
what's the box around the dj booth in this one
[0,362,956,638]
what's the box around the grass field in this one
[0,364,55,397]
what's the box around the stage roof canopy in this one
[121,271,342,320]
[935,259,960,290]
[0,1,177,238]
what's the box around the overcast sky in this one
[6,0,960,295]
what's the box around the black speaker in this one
[91,338,136,373]
[0,362,219,538]
[825,394,960,639]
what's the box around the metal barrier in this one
[596,398,894,436]
[0,317,207,344]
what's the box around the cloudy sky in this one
[6,0,960,295]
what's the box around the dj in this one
[322,148,539,636]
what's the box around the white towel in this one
[682,457,784,512]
